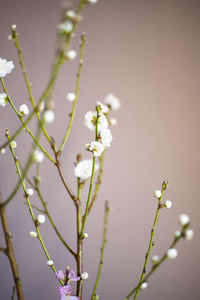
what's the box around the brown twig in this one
[0,191,24,300]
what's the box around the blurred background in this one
[0,0,199,299]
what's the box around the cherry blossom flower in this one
[104,93,120,111]
[89,141,105,157]
[0,57,14,77]
[99,128,113,147]
[84,111,108,132]
[56,268,80,283]
[74,159,99,179]
[58,285,79,300]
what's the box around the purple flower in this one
[56,268,80,283]
[58,285,80,300]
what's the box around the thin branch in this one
[133,181,168,300]
[59,33,86,152]
[6,131,64,286]
[90,201,111,300]
[0,191,24,300]
[34,178,76,258]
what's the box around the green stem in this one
[91,201,110,300]
[124,235,180,300]
[14,31,51,144]
[59,33,85,152]
[133,184,166,300]
[6,131,63,286]
[0,78,56,164]
[34,179,76,258]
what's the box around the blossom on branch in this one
[58,285,79,300]
[0,57,14,77]
[74,159,99,180]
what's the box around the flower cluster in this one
[57,268,81,300]
[84,95,120,157]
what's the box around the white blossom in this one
[27,188,34,196]
[104,93,120,111]
[81,272,89,280]
[151,255,159,265]
[167,248,178,259]
[19,104,29,116]
[74,159,99,180]
[43,110,55,123]
[66,93,76,102]
[37,214,45,224]
[141,282,148,290]
[179,214,190,226]
[164,200,172,209]
[58,21,73,33]
[0,57,14,77]
[0,148,6,154]
[33,149,44,163]
[100,128,113,147]
[84,111,108,132]
[46,260,54,266]
[11,141,17,148]
[185,229,194,241]
[66,50,77,60]
[96,101,109,113]
[8,35,13,41]
[154,190,161,198]
[29,231,37,238]
[110,117,117,126]
[89,141,105,157]
[0,93,7,107]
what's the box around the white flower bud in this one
[164,200,172,209]
[11,141,17,148]
[151,255,159,265]
[88,0,98,4]
[58,21,73,33]
[66,50,77,60]
[11,24,17,30]
[43,110,55,123]
[33,150,44,163]
[81,272,89,280]
[174,230,181,238]
[141,282,148,289]
[37,214,45,224]
[83,233,88,239]
[179,214,190,226]
[37,102,45,112]
[29,231,37,238]
[8,35,13,41]
[46,260,54,266]
[66,93,76,102]
[154,190,161,198]
[167,248,178,259]
[27,188,34,196]
[185,229,194,241]
[19,104,29,116]
[110,118,117,126]
[66,10,76,19]
[0,148,6,154]
[0,93,7,107]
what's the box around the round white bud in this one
[154,190,161,198]
[185,229,194,241]
[165,200,172,209]
[141,282,148,290]
[66,10,76,19]
[167,248,178,259]
[37,214,45,224]
[174,230,181,238]
[8,35,13,41]
[29,231,37,238]
[19,104,29,116]
[46,260,54,266]
[27,188,34,196]
[11,24,17,30]
[110,118,117,126]
[83,233,88,239]
[81,272,89,280]
[33,150,44,163]
[0,148,6,154]
[151,255,159,265]
[43,110,55,123]
[66,93,76,102]
[11,141,17,148]
[66,50,77,60]
[179,214,190,226]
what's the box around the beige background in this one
[0,0,199,299]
